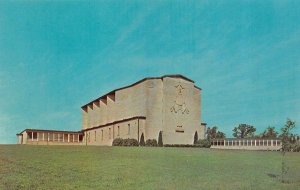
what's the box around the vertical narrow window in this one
[101,130,103,141]
[94,131,96,141]
[109,128,111,139]
[128,124,130,135]
[33,132,37,140]
[117,126,120,136]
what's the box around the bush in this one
[112,138,138,146]
[112,138,123,146]
[197,139,211,148]
[293,142,300,152]
[158,131,163,147]
[122,138,139,146]
[194,131,198,145]
[146,139,157,147]
[139,133,145,146]
[284,142,300,152]
[164,144,201,148]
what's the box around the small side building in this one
[17,129,84,145]
[210,138,282,151]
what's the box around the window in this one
[128,124,130,135]
[70,134,74,142]
[48,133,53,141]
[94,131,96,141]
[117,126,120,136]
[54,133,58,142]
[175,126,184,133]
[64,134,68,142]
[58,133,63,142]
[109,128,111,139]
[28,132,38,141]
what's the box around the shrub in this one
[285,142,300,152]
[139,133,145,146]
[112,138,123,146]
[164,144,201,148]
[294,142,300,152]
[194,131,198,145]
[122,138,139,146]
[112,138,138,146]
[197,139,211,148]
[146,139,157,147]
[158,131,163,147]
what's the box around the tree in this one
[232,124,256,138]
[216,131,226,139]
[206,126,226,139]
[158,131,163,147]
[280,118,296,183]
[206,126,217,140]
[280,119,296,151]
[261,126,278,138]
[207,126,217,139]
[139,133,145,146]
[194,131,198,144]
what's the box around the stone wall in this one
[83,117,145,146]
[81,75,204,146]
[162,77,203,144]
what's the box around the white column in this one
[73,134,74,142]
[43,133,45,141]
[48,133,49,141]
[275,140,277,146]
[63,134,64,142]
[68,134,70,142]
[255,139,257,146]
[78,134,79,142]
[32,132,33,141]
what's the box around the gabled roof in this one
[81,74,202,110]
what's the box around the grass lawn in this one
[0,145,299,190]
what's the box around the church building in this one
[17,75,206,145]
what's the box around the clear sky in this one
[0,0,299,144]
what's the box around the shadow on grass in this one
[266,173,300,184]
[266,173,278,178]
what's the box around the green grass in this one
[0,145,299,190]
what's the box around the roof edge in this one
[82,116,146,132]
[81,74,198,109]
[16,129,83,136]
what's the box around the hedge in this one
[112,138,139,146]
[146,139,158,147]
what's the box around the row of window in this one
[211,140,281,146]
[88,124,131,142]
[27,132,83,142]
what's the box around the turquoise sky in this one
[0,1,299,144]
